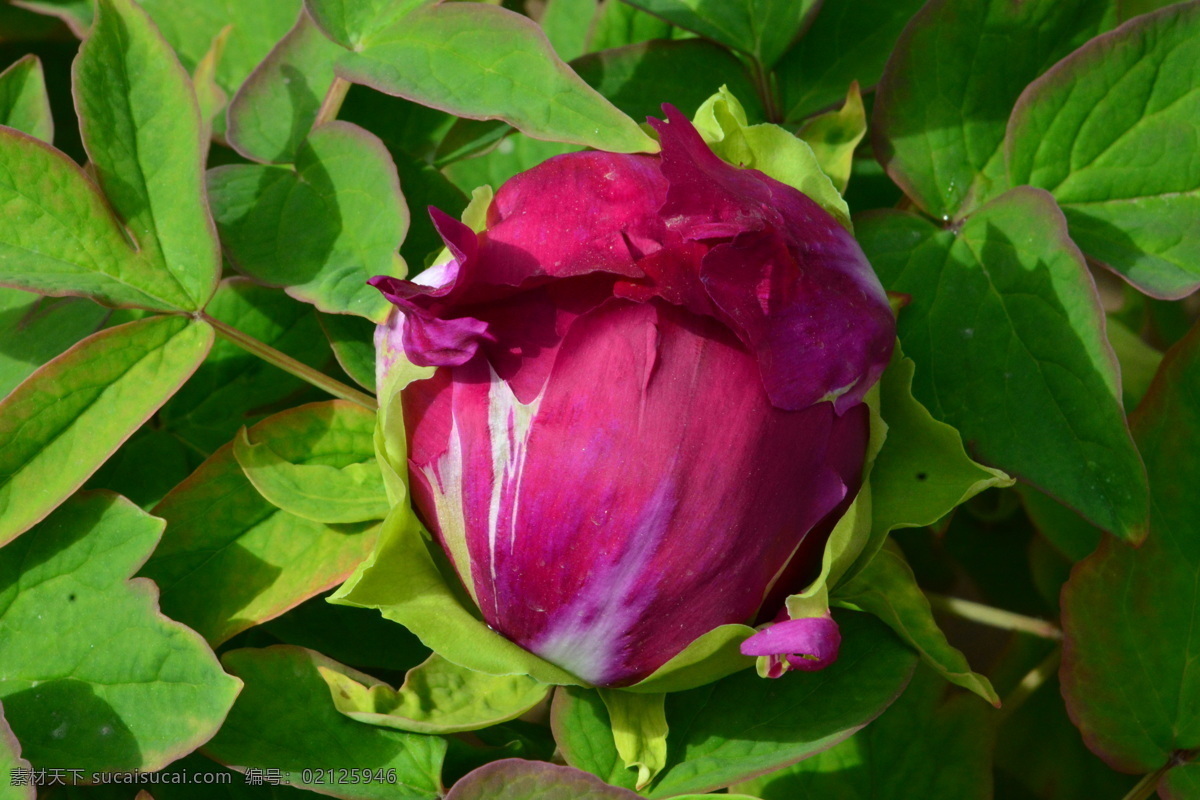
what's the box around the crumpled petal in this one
[740,612,842,675]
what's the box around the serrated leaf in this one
[0,704,34,800]
[160,279,333,455]
[209,122,407,322]
[0,288,109,397]
[204,646,444,799]
[0,55,52,142]
[643,611,917,797]
[775,0,925,122]
[0,492,241,773]
[335,2,656,154]
[734,665,994,800]
[226,8,345,164]
[318,311,377,392]
[872,0,1115,219]
[320,653,550,734]
[74,0,221,311]
[0,315,212,545]
[233,400,387,524]
[796,82,865,193]
[858,188,1149,541]
[619,0,820,66]
[1060,320,1200,773]
[835,545,999,705]
[143,401,382,646]
[1006,2,1200,299]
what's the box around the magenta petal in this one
[482,151,669,281]
[740,615,842,672]
[410,299,858,686]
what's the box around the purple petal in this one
[740,614,842,673]
[405,299,865,686]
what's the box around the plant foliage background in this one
[0,0,1197,797]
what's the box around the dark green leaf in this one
[143,401,382,645]
[1060,320,1200,773]
[0,288,108,397]
[872,0,1115,219]
[74,0,221,311]
[587,0,673,51]
[734,665,994,800]
[0,315,212,545]
[335,3,656,153]
[209,122,407,321]
[858,188,1149,540]
[571,38,761,122]
[86,427,200,510]
[996,675,1137,800]
[318,311,377,392]
[0,492,240,773]
[619,0,820,66]
[1006,3,1200,299]
[226,8,345,164]
[1161,763,1200,800]
[204,645,445,799]
[775,0,926,121]
[0,54,52,142]
[161,279,333,455]
[261,591,430,673]
[645,611,918,796]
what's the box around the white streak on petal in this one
[421,415,477,604]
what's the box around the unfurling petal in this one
[740,613,842,676]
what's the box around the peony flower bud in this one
[370,106,894,687]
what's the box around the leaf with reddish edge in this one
[141,401,382,646]
[1060,321,1200,774]
[0,492,241,775]
[0,315,212,545]
[203,646,444,800]
[872,0,1115,220]
[618,0,820,67]
[208,121,407,322]
[0,54,52,143]
[0,703,34,800]
[333,3,657,154]
[858,188,1148,541]
[304,0,431,51]
[1160,762,1200,800]
[74,0,222,311]
[226,7,345,164]
[1006,2,1200,299]
[445,760,640,799]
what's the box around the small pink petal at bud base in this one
[740,615,843,676]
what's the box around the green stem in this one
[925,593,1062,640]
[1000,645,1061,718]
[202,313,377,411]
[750,58,782,123]
[314,77,351,127]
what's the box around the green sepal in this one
[835,543,1000,706]
[597,689,668,791]
[796,82,867,194]
[691,86,852,231]
[319,652,550,734]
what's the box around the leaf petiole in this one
[201,312,377,410]
[924,592,1062,640]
